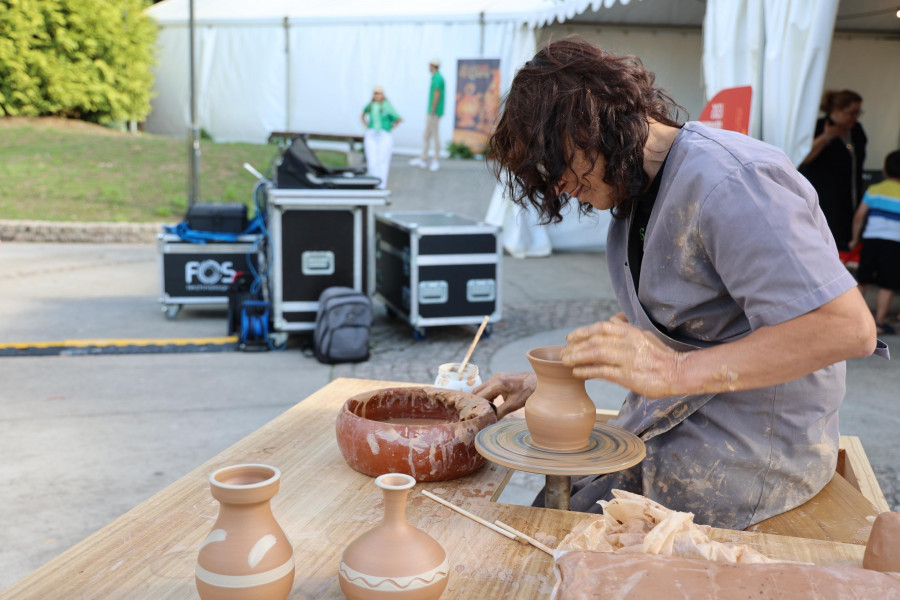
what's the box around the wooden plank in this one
[745,472,878,545]
[709,529,864,568]
[0,378,873,600]
[594,408,618,424]
[839,435,891,513]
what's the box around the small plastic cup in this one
[433,363,482,394]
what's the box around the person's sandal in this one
[876,323,896,335]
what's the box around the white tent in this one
[145,0,900,255]
[143,0,567,151]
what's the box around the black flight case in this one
[375,211,502,340]
[265,186,389,333]
[157,232,262,320]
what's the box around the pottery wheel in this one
[475,419,645,477]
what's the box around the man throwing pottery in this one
[409,59,445,172]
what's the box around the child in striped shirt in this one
[850,149,900,334]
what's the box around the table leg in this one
[545,475,571,510]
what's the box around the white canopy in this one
[143,0,582,149]
[702,0,840,165]
[144,0,900,255]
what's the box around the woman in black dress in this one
[799,89,866,251]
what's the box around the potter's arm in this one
[562,289,875,398]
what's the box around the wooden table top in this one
[0,378,867,600]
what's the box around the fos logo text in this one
[185,260,236,285]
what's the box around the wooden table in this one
[0,378,873,600]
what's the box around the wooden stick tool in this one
[457,315,490,379]
[494,520,555,556]
[421,490,516,541]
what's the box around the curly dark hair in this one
[489,36,684,222]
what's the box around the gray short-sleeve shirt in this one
[599,122,858,528]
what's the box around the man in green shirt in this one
[409,59,445,172]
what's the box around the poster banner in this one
[453,58,500,154]
[699,86,753,135]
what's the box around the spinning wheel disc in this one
[475,419,645,476]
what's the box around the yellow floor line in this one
[0,336,239,350]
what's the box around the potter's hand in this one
[562,320,686,399]
[472,372,536,419]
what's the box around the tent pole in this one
[479,11,485,56]
[187,0,201,208]
[284,16,290,132]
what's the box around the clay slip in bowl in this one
[335,386,497,482]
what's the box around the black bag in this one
[275,135,380,190]
[313,287,372,364]
[186,202,248,233]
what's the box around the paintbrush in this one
[457,316,490,379]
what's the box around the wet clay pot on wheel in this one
[524,345,595,452]
[339,473,448,600]
[335,387,497,481]
[196,464,294,600]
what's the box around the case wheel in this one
[412,327,428,342]
[163,304,181,320]
[482,323,493,339]
[269,332,289,351]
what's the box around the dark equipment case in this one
[265,186,389,333]
[273,134,381,190]
[186,202,248,233]
[374,211,502,339]
[157,232,262,320]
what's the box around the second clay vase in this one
[196,464,294,600]
[339,473,449,600]
[524,345,596,452]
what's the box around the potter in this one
[474,37,883,529]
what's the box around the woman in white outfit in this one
[361,85,402,190]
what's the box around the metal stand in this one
[545,475,572,510]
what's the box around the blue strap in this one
[163,215,265,244]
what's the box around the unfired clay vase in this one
[335,386,497,481]
[524,345,595,452]
[864,511,900,572]
[339,473,448,600]
[196,464,294,600]
[433,363,482,394]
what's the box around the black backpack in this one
[313,287,372,364]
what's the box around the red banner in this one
[699,86,753,135]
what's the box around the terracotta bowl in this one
[335,386,497,482]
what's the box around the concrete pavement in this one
[1,156,898,590]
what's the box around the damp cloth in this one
[549,490,900,600]
[552,489,776,564]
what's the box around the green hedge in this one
[0,0,156,124]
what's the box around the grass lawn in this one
[0,117,345,223]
